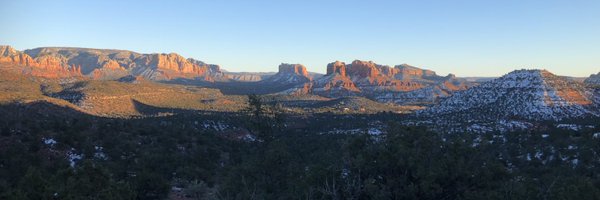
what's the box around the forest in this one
[1,96,600,200]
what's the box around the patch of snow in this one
[341,168,350,178]
[201,121,231,131]
[94,146,107,160]
[43,138,57,146]
[241,134,257,142]
[556,124,581,131]
[67,148,82,168]
[367,128,383,135]
[572,159,579,166]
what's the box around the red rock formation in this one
[70,65,82,74]
[347,60,380,78]
[152,53,207,75]
[101,60,124,70]
[319,76,360,92]
[379,65,397,76]
[395,64,436,77]
[540,70,593,105]
[4,46,225,81]
[0,52,37,66]
[278,63,310,77]
[35,55,65,71]
[0,45,17,56]
[0,46,83,78]
[265,63,312,84]
[326,61,347,76]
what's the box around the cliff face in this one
[286,60,471,104]
[394,64,437,78]
[585,72,600,86]
[1,45,474,105]
[0,46,82,78]
[326,61,346,76]
[262,63,312,85]
[278,63,310,77]
[346,60,380,78]
[0,46,225,81]
[421,69,598,121]
[344,60,425,92]
[224,72,275,82]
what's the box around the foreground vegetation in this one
[1,97,599,200]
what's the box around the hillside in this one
[415,69,599,132]
[0,45,225,81]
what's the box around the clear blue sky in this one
[1,0,599,77]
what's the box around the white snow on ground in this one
[43,138,57,146]
[241,134,257,142]
[94,146,108,160]
[368,128,383,135]
[420,70,599,130]
[556,124,582,131]
[201,121,230,131]
[67,148,82,168]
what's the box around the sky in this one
[1,0,599,77]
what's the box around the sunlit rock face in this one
[0,46,226,81]
[326,61,347,77]
[394,64,437,79]
[421,69,598,121]
[0,45,82,78]
[262,63,312,85]
[286,60,471,103]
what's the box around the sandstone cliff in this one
[10,46,225,81]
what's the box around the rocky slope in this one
[2,45,470,105]
[307,61,360,96]
[262,63,312,85]
[285,60,471,104]
[224,72,275,82]
[0,45,225,81]
[420,69,598,122]
[0,46,82,78]
[585,72,600,86]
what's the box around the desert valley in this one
[1,45,600,199]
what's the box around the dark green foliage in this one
[1,102,600,199]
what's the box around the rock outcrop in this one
[0,46,226,81]
[0,45,82,78]
[585,72,600,86]
[326,61,346,76]
[394,64,437,78]
[346,60,381,78]
[1,45,473,106]
[224,72,275,82]
[420,69,597,121]
[262,63,312,85]
[286,60,470,103]
[279,63,310,77]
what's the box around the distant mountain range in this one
[1,45,599,130]
[0,45,474,104]
[0,45,225,81]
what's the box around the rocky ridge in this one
[262,63,312,85]
[0,46,225,81]
[0,46,82,78]
[420,69,598,122]
[285,60,471,104]
[585,72,600,86]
